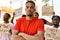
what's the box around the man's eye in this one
[31,6,34,9]
[26,6,29,9]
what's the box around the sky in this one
[53,0,60,16]
[10,0,20,2]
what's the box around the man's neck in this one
[26,15,34,20]
[4,21,9,23]
[54,24,59,28]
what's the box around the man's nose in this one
[54,20,57,23]
[28,7,31,10]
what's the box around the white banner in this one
[42,6,54,16]
[15,7,22,17]
[0,24,10,34]
[45,28,60,40]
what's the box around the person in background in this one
[11,12,15,24]
[50,15,60,28]
[22,14,26,17]
[45,15,60,40]
[34,12,53,26]
[12,1,44,40]
[0,13,14,40]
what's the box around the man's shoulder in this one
[34,17,42,20]
[9,22,14,25]
[35,18,44,24]
[17,17,25,21]
[37,18,44,22]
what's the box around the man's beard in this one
[54,24,59,28]
[27,14,33,17]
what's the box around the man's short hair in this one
[26,1,35,6]
[52,15,60,20]
[5,13,11,18]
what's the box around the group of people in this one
[0,1,60,40]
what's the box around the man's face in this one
[52,17,59,25]
[25,2,35,16]
[3,14,10,21]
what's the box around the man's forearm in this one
[12,34,26,40]
[19,33,37,40]
[19,33,44,40]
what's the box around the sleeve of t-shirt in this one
[37,19,44,31]
[14,19,20,31]
[42,19,47,24]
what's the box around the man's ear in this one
[34,8,36,12]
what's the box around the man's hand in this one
[12,30,26,40]
[18,31,44,40]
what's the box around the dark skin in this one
[3,14,10,23]
[52,17,60,28]
[3,13,12,34]
[11,12,15,24]
[34,13,53,26]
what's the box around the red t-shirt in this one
[14,17,44,35]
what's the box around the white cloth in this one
[46,25,60,29]
[0,22,14,40]
[44,26,60,40]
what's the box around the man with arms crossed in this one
[12,1,44,40]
